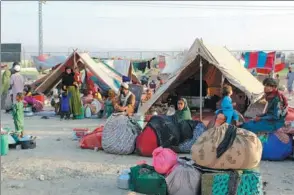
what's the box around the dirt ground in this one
[1,75,294,195]
[1,111,293,195]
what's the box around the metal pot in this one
[24,107,32,112]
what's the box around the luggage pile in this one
[256,108,294,161]
[118,145,263,195]
[78,114,208,156]
[76,113,265,194]
[136,115,207,156]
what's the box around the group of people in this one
[53,66,140,120]
[1,62,25,139]
[170,77,288,135]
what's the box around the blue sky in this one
[2,1,294,52]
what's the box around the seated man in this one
[114,82,136,116]
[241,78,287,133]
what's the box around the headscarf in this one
[173,98,192,122]
[62,68,75,87]
[108,89,116,99]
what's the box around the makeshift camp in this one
[137,39,264,116]
[101,59,140,84]
[35,52,123,95]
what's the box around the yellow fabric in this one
[191,123,262,170]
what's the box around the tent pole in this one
[200,57,203,121]
[272,52,276,79]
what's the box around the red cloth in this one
[248,52,259,69]
[79,126,104,150]
[74,72,82,84]
[136,126,158,157]
[256,63,285,74]
[86,72,96,93]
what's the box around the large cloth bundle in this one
[102,113,142,155]
[80,126,103,150]
[152,147,178,175]
[148,115,180,148]
[201,170,263,195]
[192,123,262,170]
[166,158,201,195]
[258,132,293,161]
[136,125,159,157]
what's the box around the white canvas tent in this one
[138,38,264,114]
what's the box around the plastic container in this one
[73,128,88,140]
[117,169,131,189]
[1,134,9,156]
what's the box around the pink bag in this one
[152,147,178,174]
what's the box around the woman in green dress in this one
[103,89,115,118]
[61,67,82,117]
[1,65,11,109]
[172,98,192,123]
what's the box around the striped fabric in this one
[102,113,142,155]
[242,51,285,74]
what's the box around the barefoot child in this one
[215,85,239,124]
[12,92,24,138]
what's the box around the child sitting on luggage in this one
[12,92,24,138]
[60,90,71,120]
[215,85,239,125]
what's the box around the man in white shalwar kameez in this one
[10,65,24,104]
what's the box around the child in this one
[60,90,71,120]
[215,85,239,124]
[74,67,82,87]
[12,92,24,138]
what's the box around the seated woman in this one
[215,85,239,124]
[171,98,192,123]
[97,89,116,118]
[241,78,288,133]
[23,85,44,112]
[84,93,102,117]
